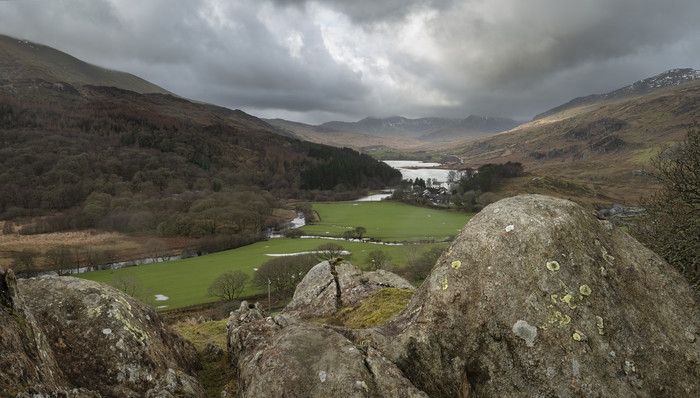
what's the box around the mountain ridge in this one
[446,76,700,203]
[534,68,700,121]
[0,34,172,95]
[320,114,521,136]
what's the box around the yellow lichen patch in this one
[87,305,103,318]
[596,315,605,335]
[544,310,571,329]
[579,284,592,296]
[441,276,448,290]
[561,294,577,309]
[451,260,461,269]
[550,294,558,304]
[559,314,571,328]
[109,296,149,344]
[546,260,560,272]
[573,332,582,341]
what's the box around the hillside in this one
[0,34,172,95]
[534,68,700,121]
[267,115,521,151]
[448,72,700,204]
[265,118,428,151]
[0,36,401,267]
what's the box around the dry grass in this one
[0,223,189,270]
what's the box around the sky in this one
[1,0,700,124]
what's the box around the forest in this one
[0,80,401,254]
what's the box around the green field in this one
[78,201,472,310]
[302,201,471,242]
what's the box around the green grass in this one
[77,238,449,310]
[313,288,415,329]
[77,201,472,310]
[302,201,472,242]
[173,319,236,396]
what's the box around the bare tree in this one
[45,245,73,275]
[366,250,391,271]
[108,274,154,305]
[145,238,168,262]
[252,254,317,299]
[631,123,700,292]
[11,248,39,276]
[315,242,346,261]
[207,270,250,302]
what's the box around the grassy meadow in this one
[302,201,471,242]
[77,201,473,310]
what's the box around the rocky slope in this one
[534,68,700,120]
[227,194,699,397]
[0,271,205,397]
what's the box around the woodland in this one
[0,80,401,257]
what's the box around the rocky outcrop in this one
[227,302,427,398]
[227,194,700,397]
[284,259,414,319]
[0,269,92,396]
[362,194,700,397]
[4,275,206,397]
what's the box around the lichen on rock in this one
[17,275,205,397]
[225,194,700,398]
[512,320,537,347]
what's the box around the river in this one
[42,160,455,275]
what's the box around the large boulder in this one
[226,194,700,397]
[285,258,414,319]
[18,275,206,397]
[362,194,700,397]
[227,301,426,397]
[0,269,95,396]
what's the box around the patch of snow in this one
[154,294,169,301]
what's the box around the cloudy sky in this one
[2,0,700,124]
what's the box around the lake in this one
[383,160,453,183]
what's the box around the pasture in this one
[78,201,473,310]
[302,201,472,241]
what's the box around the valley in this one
[76,201,470,310]
[1,11,699,397]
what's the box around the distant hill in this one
[533,68,700,121]
[448,71,700,204]
[321,115,520,137]
[0,34,173,95]
[267,115,521,151]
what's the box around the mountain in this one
[447,70,700,204]
[0,35,401,245]
[321,115,520,137]
[534,68,700,121]
[267,115,521,151]
[0,34,172,95]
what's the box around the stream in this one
[33,161,456,276]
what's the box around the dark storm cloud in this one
[1,0,699,123]
[0,0,368,119]
[273,0,453,23]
